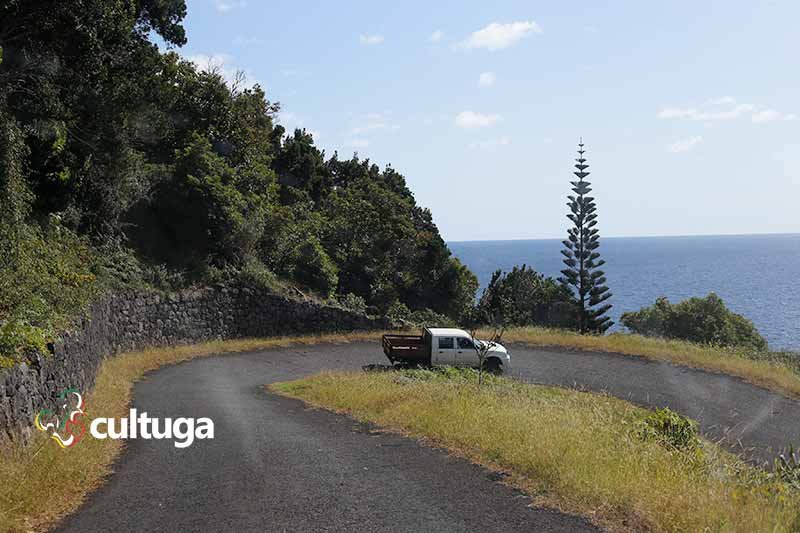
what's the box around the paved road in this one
[56,342,800,532]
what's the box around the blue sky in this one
[176,0,799,241]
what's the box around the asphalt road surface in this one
[56,342,800,532]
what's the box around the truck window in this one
[457,337,474,350]
[438,337,454,349]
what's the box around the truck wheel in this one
[483,358,502,375]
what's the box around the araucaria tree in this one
[559,141,613,334]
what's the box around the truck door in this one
[433,336,456,365]
[456,336,477,366]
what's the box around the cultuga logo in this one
[35,388,87,448]
[35,389,214,449]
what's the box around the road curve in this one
[56,343,596,533]
[56,342,800,532]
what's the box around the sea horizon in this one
[449,233,800,351]
[448,231,800,244]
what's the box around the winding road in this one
[56,342,800,532]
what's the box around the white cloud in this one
[350,111,395,135]
[350,139,370,148]
[215,0,245,13]
[468,136,511,149]
[658,98,795,123]
[752,109,784,123]
[667,136,704,153]
[455,111,501,129]
[478,71,496,87]
[458,21,542,51]
[429,30,443,42]
[359,34,384,45]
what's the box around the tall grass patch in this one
[274,369,800,532]
[497,327,800,399]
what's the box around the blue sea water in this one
[449,234,800,351]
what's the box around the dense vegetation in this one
[0,0,476,363]
[474,265,577,329]
[621,294,768,351]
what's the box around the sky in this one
[175,0,799,241]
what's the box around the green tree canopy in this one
[620,293,768,351]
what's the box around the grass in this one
[0,331,385,533]
[273,368,800,532]
[1,325,798,531]
[494,326,800,400]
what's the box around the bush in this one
[637,408,700,450]
[621,293,768,351]
[338,293,368,314]
[386,301,453,327]
[0,217,96,364]
[476,265,577,328]
[291,237,338,298]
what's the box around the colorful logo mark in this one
[34,389,87,448]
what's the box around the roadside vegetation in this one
[273,369,800,532]
[621,293,768,351]
[0,1,476,366]
[0,332,385,533]
[497,326,800,399]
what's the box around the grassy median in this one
[273,369,800,533]
[498,327,800,399]
[0,332,384,533]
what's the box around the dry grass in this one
[0,331,385,533]
[494,327,800,399]
[273,369,800,532]
[2,325,798,532]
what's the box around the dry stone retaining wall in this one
[0,287,388,442]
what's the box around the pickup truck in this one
[382,327,511,373]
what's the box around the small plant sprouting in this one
[775,444,800,490]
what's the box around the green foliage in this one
[0,321,49,367]
[637,408,700,451]
[0,0,480,368]
[0,217,96,363]
[338,293,368,314]
[386,301,453,327]
[292,237,339,298]
[621,294,768,351]
[559,142,613,334]
[477,265,577,328]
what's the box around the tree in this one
[477,265,577,328]
[558,141,613,333]
[620,293,767,351]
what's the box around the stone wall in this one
[0,287,389,442]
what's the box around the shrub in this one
[386,301,452,327]
[621,293,768,351]
[477,265,577,329]
[637,407,700,450]
[0,217,96,364]
[291,237,338,298]
[338,293,368,314]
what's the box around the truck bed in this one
[382,333,431,365]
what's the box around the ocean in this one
[449,234,800,351]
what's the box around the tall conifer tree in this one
[559,141,613,333]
